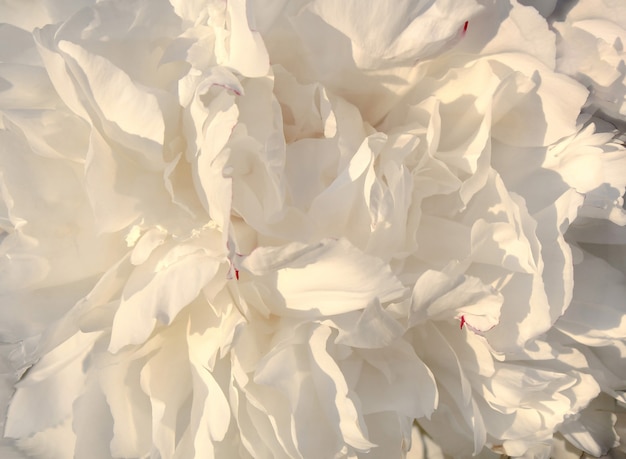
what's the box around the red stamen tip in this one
[460,315,466,330]
[235,269,240,280]
[463,21,469,33]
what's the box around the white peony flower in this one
[1,0,625,458]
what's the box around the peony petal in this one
[4,332,95,439]
[109,244,223,353]
[410,269,502,332]
[331,299,405,349]
[556,252,626,347]
[226,0,270,77]
[85,129,174,233]
[308,325,376,451]
[130,226,168,266]
[354,340,438,419]
[139,332,192,458]
[560,396,620,457]
[241,238,406,316]
[98,352,153,457]
[72,375,114,459]
[57,40,166,159]
[309,0,482,68]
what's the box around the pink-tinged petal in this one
[308,0,482,68]
[409,269,502,333]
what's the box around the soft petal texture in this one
[1,0,626,458]
[241,238,406,316]
[109,241,225,352]
[309,0,482,68]
[553,0,626,119]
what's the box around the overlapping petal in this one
[1,0,625,458]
